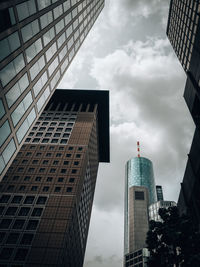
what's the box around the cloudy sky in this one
[60,0,195,266]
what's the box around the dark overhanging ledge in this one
[45,89,110,163]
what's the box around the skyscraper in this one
[156,185,163,201]
[124,154,156,265]
[149,201,176,222]
[0,0,105,179]
[167,0,200,228]
[0,89,109,266]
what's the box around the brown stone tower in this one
[0,89,109,266]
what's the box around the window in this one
[13,176,19,181]
[20,233,34,246]
[0,195,10,203]
[61,169,67,174]
[59,146,64,150]
[0,247,13,260]
[26,152,32,156]
[39,168,45,173]
[31,186,38,191]
[26,220,38,230]
[0,219,12,229]
[19,186,26,191]
[63,133,69,138]
[39,127,45,131]
[33,138,40,143]
[50,168,56,173]
[45,133,52,137]
[68,146,73,150]
[12,219,25,229]
[6,232,19,244]
[18,207,30,216]
[58,177,64,182]
[48,127,54,131]
[54,133,60,137]
[35,177,41,181]
[54,187,61,192]
[25,38,42,63]
[43,160,49,164]
[24,176,31,181]
[37,196,47,205]
[28,168,35,173]
[43,186,49,192]
[61,139,67,144]
[7,185,14,191]
[24,196,35,204]
[14,248,28,261]
[56,153,62,157]
[53,160,59,165]
[46,153,52,157]
[11,195,22,204]
[135,191,144,200]
[69,178,75,183]
[21,19,39,43]
[32,160,39,164]
[63,161,69,165]
[51,139,58,143]
[71,169,77,174]
[66,187,72,192]
[0,120,11,146]
[29,132,34,136]
[36,132,43,136]
[36,152,42,157]
[78,147,83,151]
[74,161,79,166]
[5,207,17,216]
[16,0,36,21]
[18,167,24,172]
[47,177,52,182]
[66,154,71,158]
[40,146,45,150]
[22,159,28,164]
[31,208,43,216]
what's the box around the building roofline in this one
[45,89,110,162]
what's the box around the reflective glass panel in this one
[21,19,39,43]
[25,38,43,63]
[16,0,36,21]
[33,71,48,97]
[2,139,16,165]
[0,32,20,61]
[40,11,53,29]
[0,99,5,119]
[37,0,51,10]
[0,121,11,146]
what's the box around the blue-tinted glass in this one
[2,139,16,164]
[37,0,51,11]
[11,92,33,126]
[6,74,29,108]
[9,8,16,25]
[17,0,36,21]
[16,108,36,143]
[21,20,39,43]
[0,99,5,119]
[40,11,53,29]
[0,121,11,146]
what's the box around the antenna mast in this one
[137,141,140,157]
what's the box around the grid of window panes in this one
[25,110,76,145]
[0,0,105,177]
[125,248,149,267]
[167,0,200,71]
[0,193,47,264]
[148,201,176,222]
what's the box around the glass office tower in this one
[124,156,156,258]
[0,0,105,179]
[0,89,109,266]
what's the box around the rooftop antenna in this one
[137,141,140,158]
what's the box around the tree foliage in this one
[146,206,200,267]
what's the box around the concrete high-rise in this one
[124,155,156,265]
[0,89,109,266]
[0,0,105,179]
[167,0,200,229]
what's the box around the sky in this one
[59,0,195,266]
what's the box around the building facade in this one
[124,248,149,267]
[124,156,156,265]
[167,0,200,229]
[0,89,109,266]
[149,200,176,222]
[156,185,163,201]
[0,0,105,179]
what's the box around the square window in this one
[22,159,28,164]
[30,145,36,149]
[61,169,67,174]
[68,146,73,150]
[14,248,28,261]
[50,168,56,173]
[74,161,79,166]
[32,160,39,164]
[43,186,49,192]
[45,133,52,137]
[63,133,69,137]
[66,154,71,158]
[61,139,67,144]
[51,139,58,143]
[36,152,42,157]
[36,132,43,136]
[43,160,49,164]
[53,160,59,165]
[20,233,34,245]
[48,127,54,131]
[58,177,64,182]
[63,161,69,165]
[37,196,47,205]
[25,138,31,142]
[19,186,26,191]
[42,138,49,143]
[49,146,55,150]
[66,187,72,192]
[18,207,30,216]
[54,187,61,192]
[5,207,17,216]
[24,176,31,181]
[0,247,13,260]
[28,168,35,172]
[39,168,46,173]
[26,152,32,156]
[71,169,77,174]
[29,132,34,136]
[26,220,38,230]
[50,122,56,125]
[7,185,14,191]
[11,196,22,204]
[0,195,10,203]
[39,146,45,150]
[54,133,61,137]
[6,233,20,244]
[69,178,75,183]
[24,196,35,204]
[31,186,38,191]
[78,147,83,151]
[12,219,25,229]
[39,127,45,131]
[0,219,12,229]
[56,153,62,157]
[65,128,71,132]
[59,146,64,150]
[67,123,73,126]
[13,175,19,181]
[47,177,52,182]
[56,128,63,132]
[32,127,37,130]
[76,154,81,158]
[42,122,48,125]
[18,167,24,172]
[31,208,43,216]
[33,138,40,143]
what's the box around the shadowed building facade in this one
[167,0,200,229]
[0,0,105,179]
[0,89,109,266]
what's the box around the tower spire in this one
[137,141,140,157]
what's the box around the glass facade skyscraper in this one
[125,157,156,205]
[0,0,105,179]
